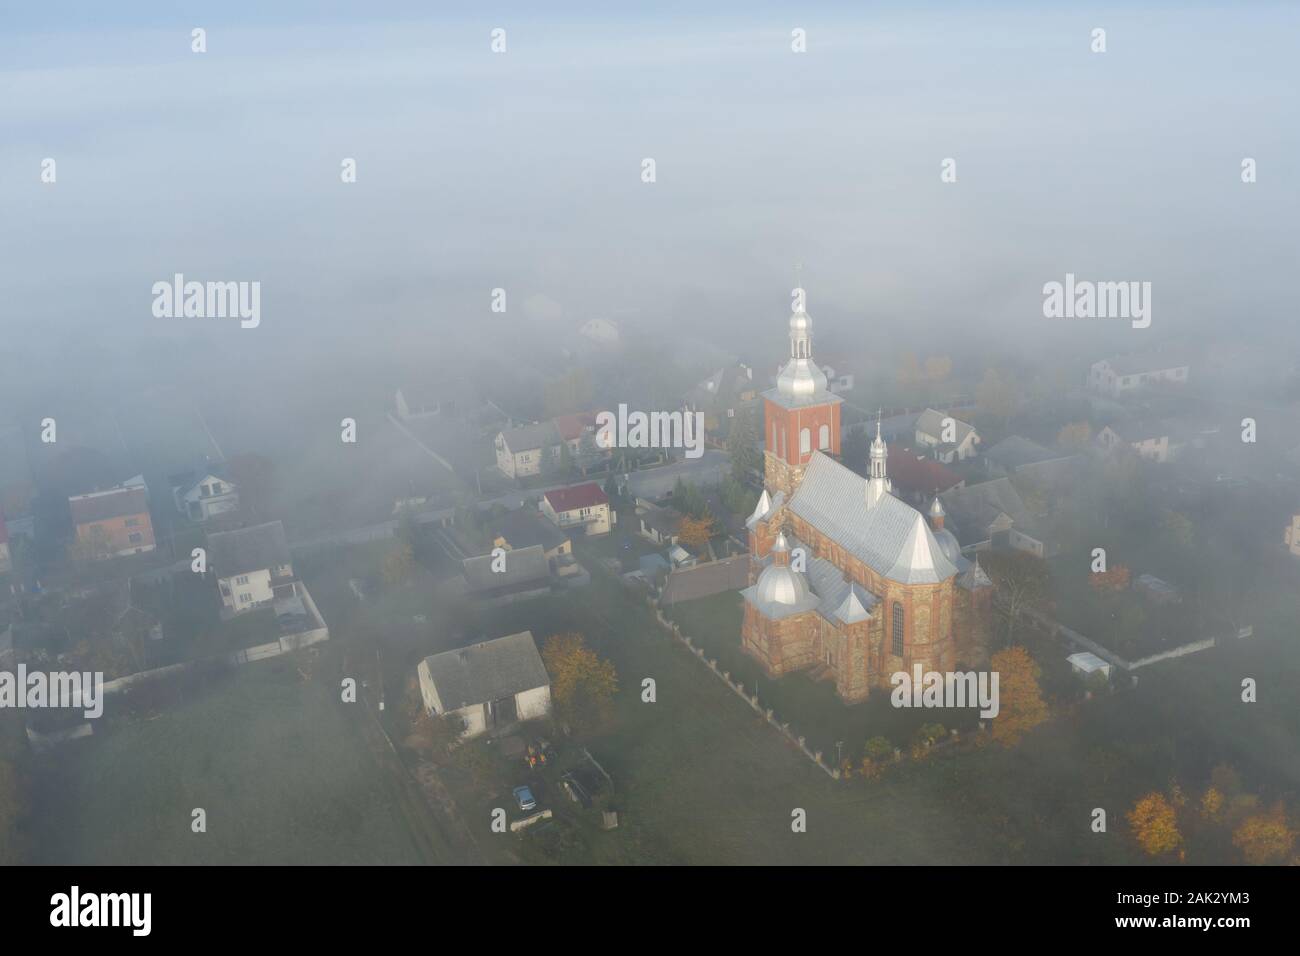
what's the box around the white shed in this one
[417,631,552,738]
[1066,651,1112,679]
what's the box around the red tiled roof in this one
[887,447,962,495]
[544,482,608,513]
[553,412,597,442]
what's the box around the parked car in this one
[512,785,537,813]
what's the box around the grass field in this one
[30,661,439,865]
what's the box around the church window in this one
[818,424,830,449]
[800,428,811,455]
[892,602,904,656]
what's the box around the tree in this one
[989,646,1049,746]
[923,355,953,382]
[676,514,715,552]
[541,633,619,734]
[229,453,274,519]
[1127,792,1182,857]
[726,407,762,483]
[980,550,1051,646]
[1232,802,1296,865]
[975,368,1018,426]
[841,426,870,475]
[0,756,25,864]
[382,541,415,590]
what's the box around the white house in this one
[1286,512,1300,558]
[172,469,238,522]
[1088,353,1189,398]
[541,483,612,536]
[495,421,562,479]
[1096,421,1171,463]
[417,631,552,738]
[1067,652,1112,681]
[206,520,294,615]
[914,408,980,463]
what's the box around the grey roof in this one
[939,478,1034,544]
[786,452,959,585]
[421,631,550,710]
[957,556,992,590]
[745,541,880,624]
[462,544,549,592]
[984,435,1065,471]
[915,408,976,445]
[1108,419,1169,442]
[489,508,568,553]
[207,520,291,578]
[498,421,561,454]
[660,554,752,604]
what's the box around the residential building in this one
[1088,352,1190,398]
[541,483,612,536]
[635,498,680,547]
[1285,512,1300,558]
[459,544,553,605]
[578,317,620,346]
[1096,420,1171,462]
[914,408,980,463]
[939,477,1049,557]
[417,631,552,738]
[495,421,562,479]
[885,446,964,508]
[488,508,571,562]
[171,467,239,522]
[207,520,294,615]
[983,435,1079,481]
[69,479,156,559]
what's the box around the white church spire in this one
[865,409,892,507]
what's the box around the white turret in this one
[865,412,892,508]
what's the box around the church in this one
[741,301,993,702]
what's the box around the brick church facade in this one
[740,303,993,702]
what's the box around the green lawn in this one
[30,661,438,865]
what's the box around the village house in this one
[495,421,562,479]
[540,483,612,536]
[983,435,1080,482]
[913,408,981,463]
[68,478,156,559]
[456,544,553,606]
[884,446,964,509]
[417,631,552,738]
[488,508,571,563]
[206,520,294,615]
[939,477,1050,557]
[1285,511,1300,558]
[1088,352,1190,398]
[578,317,620,347]
[1096,420,1172,463]
[171,466,239,522]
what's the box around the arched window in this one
[818,424,830,450]
[892,602,905,656]
[799,428,811,455]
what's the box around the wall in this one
[516,684,552,721]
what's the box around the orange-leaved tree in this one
[541,632,619,733]
[676,514,716,551]
[1128,792,1182,857]
[988,646,1049,747]
[1232,801,1296,865]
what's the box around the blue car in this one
[512,785,537,813]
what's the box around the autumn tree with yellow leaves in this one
[1232,802,1296,865]
[1128,792,1183,857]
[541,633,619,734]
[988,646,1049,747]
[675,514,716,552]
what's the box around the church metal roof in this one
[786,452,959,585]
